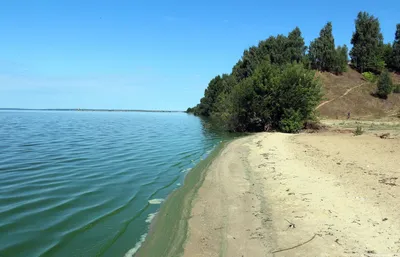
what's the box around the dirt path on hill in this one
[316,83,365,109]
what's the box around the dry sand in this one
[183,132,400,257]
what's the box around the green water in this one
[0,111,228,257]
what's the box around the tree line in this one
[187,12,400,132]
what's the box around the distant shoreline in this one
[0,108,184,113]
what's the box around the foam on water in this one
[181,167,192,173]
[148,198,164,205]
[145,212,157,223]
[124,233,147,257]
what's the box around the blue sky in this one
[0,0,399,110]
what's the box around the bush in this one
[362,72,377,83]
[304,120,324,130]
[279,109,303,133]
[216,61,322,132]
[393,84,400,93]
[376,70,393,99]
[354,126,364,136]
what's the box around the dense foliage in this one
[334,45,349,74]
[392,24,400,71]
[308,22,348,74]
[190,28,321,132]
[376,70,393,99]
[382,43,393,69]
[188,12,400,132]
[350,12,384,73]
[216,62,321,132]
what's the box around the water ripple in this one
[0,111,228,257]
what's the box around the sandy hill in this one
[316,68,400,120]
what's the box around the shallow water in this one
[0,111,227,257]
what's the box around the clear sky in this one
[0,0,399,110]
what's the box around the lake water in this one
[0,111,227,257]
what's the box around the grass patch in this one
[353,125,364,136]
[393,84,400,94]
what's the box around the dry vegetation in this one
[317,68,400,120]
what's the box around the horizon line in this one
[0,108,185,113]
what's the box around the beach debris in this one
[285,219,296,229]
[271,234,316,253]
[379,177,398,186]
[379,133,390,139]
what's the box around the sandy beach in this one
[136,125,400,257]
[183,131,400,257]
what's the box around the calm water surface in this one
[0,111,228,257]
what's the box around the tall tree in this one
[392,24,400,72]
[194,75,224,116]
[308,22,338,72]
[285,27,307,63]
[350,12,384,73]
[382,43,393,70]
[333,45,349,74]
[258,35,288,65]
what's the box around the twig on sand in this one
[271,234,317,254]
[285,219,296,229]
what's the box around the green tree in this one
[191,74,237,116]
[258,35,288,65]
[257,28,306,66]
[308,22,347,74]
[216,61,321,132]
[193,75,224,116]
[308,39,322,70]
[308,22,336,71]
[382,43,393,70]
[189,27,320,132]
[284,27,307,63]
[333,45,349,74]
[350,12,384,73]
[232,47,264,81]
[392,24,400,71]
[376,70,393,99]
